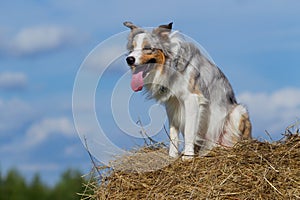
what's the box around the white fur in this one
[128,33,146,65]
[221,105,248,147]
[169,126,179,157]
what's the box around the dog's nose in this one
[126,56,135,65]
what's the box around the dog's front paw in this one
[169,150,179,158]
[181,154,194,161]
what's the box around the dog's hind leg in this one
[194,96,210,156]
[220,105,252,147]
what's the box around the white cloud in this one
[83,42,127,73]
[0,116,76,154]
[0,98,33,134]
[24,117,76,147]
[8,25,75,56]
[0,115,81,185]
[85,45,124,70]
[81,31,127,72]
[64,144,85,157]
[238,87,300,139]
[0,71,27,90]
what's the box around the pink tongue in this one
[131,71,144,92]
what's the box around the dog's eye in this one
[143,47,152,51]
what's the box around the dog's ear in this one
[153,22,173,38]
[159,22,173,30]
[123,21,139,30]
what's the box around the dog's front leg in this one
[182,94,200,161]
[169,126,179,158]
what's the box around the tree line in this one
[0,168,91,200]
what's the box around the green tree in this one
[0,168,88,200]
[27,173,49,200]
[0,168,3,200]
[50,169,86,200]
[1,168,28,200]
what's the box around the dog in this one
[124,22,251,160]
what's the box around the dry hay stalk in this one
[83,133,300,200]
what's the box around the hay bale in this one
[83,133,300,199]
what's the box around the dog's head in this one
[124,22,173,92]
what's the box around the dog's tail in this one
[220,104,252,147]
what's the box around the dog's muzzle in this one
[126,56,135,65]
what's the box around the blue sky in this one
[1,0,300,185]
